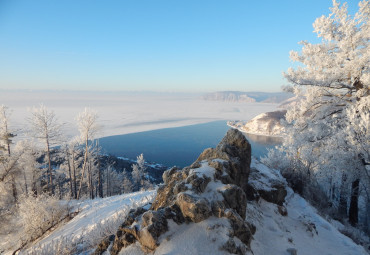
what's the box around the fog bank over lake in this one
[0,90,278,140]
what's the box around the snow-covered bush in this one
[18,194,71,242]
[21,236,80,255]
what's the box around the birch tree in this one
[0,105,15,156]
[0,105,19,203]
[76,108,100,199]
[28,105,62,195]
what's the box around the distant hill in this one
[202,91,293,104]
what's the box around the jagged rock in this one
[122,206,148,227]
[258,183,287,206]
[245,183,259,201]
[248,164,288,206]
[93,235,114,255]
[278,205,288,216]
[196,128,251,193]
[287,248,298,255]
[176,192,212,223]
[221,238,249,255]
[186,173,211,193]
[220,184,247,219]
[151,169,189,210]
[138,210,169,251]
[224,209,254,246]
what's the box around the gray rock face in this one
[248,166,288,206]
[94,129,254,254]
[196,128,251,193]
[176,193,212,223]
[257,183,287,206]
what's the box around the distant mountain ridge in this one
[202,91,293,104]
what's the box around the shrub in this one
[18,194,71,243]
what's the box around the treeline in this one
[0,105,156,226]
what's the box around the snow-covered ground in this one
[18,191,156,255]
[249,160,368,255]
[17,159,368,255]
[0,90,278,140]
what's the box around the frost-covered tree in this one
[66,136,83,199]
[0,105,16,155]
[122,170,133,193]
[131,163,142,189]
[0,105,21,209]
[75,108,100,199]
[28,105,63,194]
[131,153,152,191]
[265,0,369,228]
[104,165,123,196]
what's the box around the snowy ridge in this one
[17,160,368,255]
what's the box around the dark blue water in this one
[99,121,281,168]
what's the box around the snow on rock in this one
[228,110,286,137]
[119,217,235,255]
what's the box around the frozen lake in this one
[99,121,281,167]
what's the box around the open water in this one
[99,121,282,167]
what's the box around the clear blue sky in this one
[0,0,359,92]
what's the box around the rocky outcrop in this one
[94,129,254,255]
[248,161,288,206]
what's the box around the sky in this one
[0,0,360,92]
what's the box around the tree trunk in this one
[338,173,348,217]
[11,174,17,202]
[66,148,73,198]
[98,153,103,198]
[349,179,360,226]
[58,177,62,199]
[46,140,54,195]
[23,170,28,195]
[77,138,89,199]
[72,150,77,199]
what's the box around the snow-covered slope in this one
[16,161,368,255]
[248,160,368,255]
[228,110,286,137]
[18,191,156,255]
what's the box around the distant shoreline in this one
[226,123,284,139]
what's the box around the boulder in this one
[138,210,169,251]
[258,183,287,206]
[176,192,212,223]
